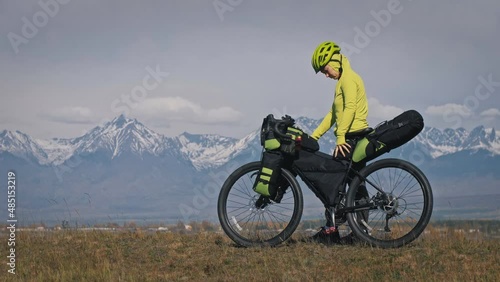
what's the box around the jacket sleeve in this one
[335,79,357,145]
[311,103,336,140]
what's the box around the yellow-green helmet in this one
[311,41,341,73]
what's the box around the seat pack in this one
[352,110,424,163]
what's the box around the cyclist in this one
[309,41,370,244]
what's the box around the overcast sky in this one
[1,0,499,139]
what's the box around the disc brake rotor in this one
[379,193,399,215]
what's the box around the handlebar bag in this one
[260,114,319,153]
[352,110,424,163]
[294,150,348,207]
[300,133,320,152]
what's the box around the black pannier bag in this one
[352,110,424,163]
[253,151,284,197]
[294,150,348,206]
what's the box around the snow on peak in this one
[192,129,261,170]
[1,116,499,169]
[73,115,165,158]
[0,130,48,164]
[415,125,499,158]
[176,132,239,170]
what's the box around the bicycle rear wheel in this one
[217,161,303,247]
[346,158,433,248]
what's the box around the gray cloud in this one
[133,97,243,125]
[39,106,98,124]
[480,108,500,118]
[367,98,404,122]
[1,0,499,139]
[426,104,473,119]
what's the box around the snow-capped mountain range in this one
[415,126,499,158]
[1,114,499,170]
[1,114,499,223]
[0,115,245,170]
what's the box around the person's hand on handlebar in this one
[334,143,351,158]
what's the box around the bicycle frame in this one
[291,158,388,225]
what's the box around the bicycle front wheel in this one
[217,161,303,247]
[346,158,433,248]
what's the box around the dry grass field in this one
[1,222,499,281]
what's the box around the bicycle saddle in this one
[345,127,373,138]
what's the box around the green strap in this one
[264,139,280,150]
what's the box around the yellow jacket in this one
[311,55,369,145]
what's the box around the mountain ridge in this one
[1,115,499,170]
[1,115,499,223]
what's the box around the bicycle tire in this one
[346,158,433,248]
[217,161,303,247]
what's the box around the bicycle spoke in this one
[267,209,293,219]
[401,193,424,199]
[389,168,395,190]
[371,211,386,228]
[226,204,247,209]
[398,186,422,199]
[272,205,294,212]
[244,212,259,231]
[397,177,418,198]
[403,208,423,218]
[226,204,248,211]
[233,185,252,198]
[227,194,250,203]
[266,212,284,231]
[392,215,418,231]
[266,210,285,224]
[391,168,406,192]
[233,207,253,220]
[405,201,424,206]
[374,172,383,190]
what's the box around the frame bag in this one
[294,150,348,206]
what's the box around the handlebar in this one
[272,115,295,140]
[273,122,289,139]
